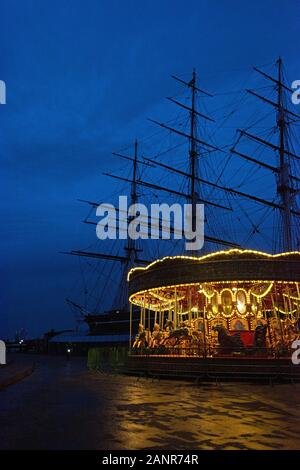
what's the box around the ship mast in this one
[62,141,151,314]
[235,57,300,251]
[189,69,198,234]
[147,71,239,252]
[147,64,299,252]
[277,57,292,251]
[71,62,299,264]
[63,62,299,321]
[113,140,140,310]
[127,139,138,265]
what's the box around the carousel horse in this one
[213,325,244,354]
[283,323,299,343]
[191,329,204,346]
[273,322,297,356]
[162,324,191,347]
[266,321,290,357]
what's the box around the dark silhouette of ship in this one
[62,58,299,348]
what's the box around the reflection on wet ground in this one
[0,355,299,449]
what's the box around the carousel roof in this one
[128,249,300,295]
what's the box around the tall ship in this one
[62,58,300,379]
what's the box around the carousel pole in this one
[143,293,146,328]
[129,302,133,352]
[296,283,300,299]
[283,295,288,340]
[247,313,251,331]
[277,309,284,346]
[203,306,207,358]
[265,312,273,353]
[174,287,178,329]
[159,303,162,328]
[139,305,143,326]
[272,285,284,347]
[262,298,273,353]
[188,286,192,325]
[205,295,211,355]
[275,285,285,344]
[287,289,293,315]
[285,292,293,342]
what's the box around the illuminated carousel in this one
[127,250,300,381]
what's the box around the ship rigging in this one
[63,58,299,349]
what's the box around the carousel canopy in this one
[128,249,300,296]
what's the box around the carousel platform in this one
[125,354,300,383]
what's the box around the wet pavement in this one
[0,354,300,450]
[0,356,34,389]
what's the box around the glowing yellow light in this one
[127,249,300,281]
[250,282,274,298]
[129,280,299,310]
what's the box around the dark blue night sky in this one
[1,0,299,339]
